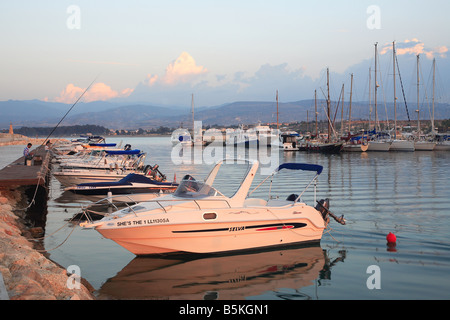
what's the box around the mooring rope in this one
[31,210,90,253]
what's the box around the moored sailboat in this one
[368,43,391,152]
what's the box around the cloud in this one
[54,82,134,103]
[144,52,208,87]
[129,54,318,106]
[380,39,448,59]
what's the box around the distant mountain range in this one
[1,99,449,130]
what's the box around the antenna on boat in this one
[42,75,99,146]
[276,90,279,130]
[191,93,194,137]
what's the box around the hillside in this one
[1,99,448,130]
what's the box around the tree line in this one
[12,125,110,137]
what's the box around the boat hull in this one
[68,185,176,202]
[390,140,415,152]
[343,143,368,152]
[301,142,343,153]
[368,141,391,151]
[414,141,436,151]
[94,204,326,255]
[434,142,450,151]
[53,172,129,186]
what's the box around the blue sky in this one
[1,0,449,107]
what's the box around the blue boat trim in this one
[105,150,141,155]
[76,173,177,188]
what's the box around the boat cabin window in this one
[122,205,147,214]
[174,175,218,199]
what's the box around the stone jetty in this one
[0,188,94,300]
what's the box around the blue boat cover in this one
[76,173,177,187]
[105,149,141,155]
[275,163,323,175]
[89,143,117,147]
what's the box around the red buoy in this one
[386,232,397,243]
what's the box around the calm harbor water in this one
[2,137,449,300]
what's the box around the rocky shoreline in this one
[0,187,95,300]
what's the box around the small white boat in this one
[59,149,145,170]
[226,126,259,147]
[281,132,300,151]
[81,159,345,255]
[53,163,157,186]
[171,129,192,146]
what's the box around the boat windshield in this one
[173,175,219,199]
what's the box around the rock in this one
[0,190,95,300]
[28,227,44,238]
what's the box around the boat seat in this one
[267,199,296,207]
[244,198,267,207]
[286,194,299,201]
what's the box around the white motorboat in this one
[59,149,145,170]
[81,159,345,255]
[53,162,159,186]
[65,173,178,201]
[251,123,282,147]
[281,132,300,151]
[171,128,193,146]
[226,125,258,147]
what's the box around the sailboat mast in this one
[340,84,344,137]
[432,58,436,134]
[393,41,397,140]
[191,93,195,135]
[327,68,331,142]
[368,67,372,131]
[315,89,318,138]
[349,73,353,133]
[374,43,378,131]
[416,54,420,134]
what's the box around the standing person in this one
[45,140,52,151]
[23,143,34,165]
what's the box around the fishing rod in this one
[41,75,99,146]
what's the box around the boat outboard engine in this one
[316,198,330,223]
[316,198,346,225]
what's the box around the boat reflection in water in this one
[97,245,346,300]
